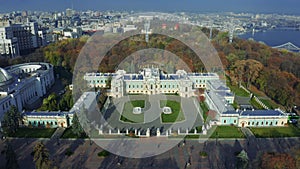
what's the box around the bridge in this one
[272,42,300,52]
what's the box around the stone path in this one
[240,127,255,139]
[51,128,66,140]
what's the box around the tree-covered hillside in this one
[0,29,299,110]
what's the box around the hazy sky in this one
[0,0,299,14]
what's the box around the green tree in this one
[58,90,74,111]
[77,106,91,136]
[33,142,52,169]
[71,113,84,137]
[1,106,21,136]
[39,93,59,111]
[236,150,249,169]
[4,141,19,169]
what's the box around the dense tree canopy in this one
[0,28,299,109]
[1,106,21,136]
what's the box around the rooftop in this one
[240,109,286,117]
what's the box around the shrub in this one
[199,151,208,157]
[65,148,73,156]
[98,150,110,157]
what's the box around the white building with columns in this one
[84,68,234,100]
[0,62,55,119]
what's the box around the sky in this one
[0,0,299,14]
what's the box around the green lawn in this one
[185,135,200,139]
[227,82,250,97]
[250,125,300,138]
[250,98,264,109]
[10,127,56,138]
[60,127,88,138]
[129,100,145,107]
[260,99,280,109]
[210,126,245,138]
[120,100,145,123]
[160,100,185,123]
[199,102,209,122]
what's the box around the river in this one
[238,29,300,47]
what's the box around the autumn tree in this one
[229,59,263,88]
[260,152,296,169]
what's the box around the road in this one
[0,137,299,169]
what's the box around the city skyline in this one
[0,0,300,15]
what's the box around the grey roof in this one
[222,110,240,115]
[23,111,73,117]
[0,67,13,86]
[240,110,286,116]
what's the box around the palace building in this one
[1,66,287,129]
[85,68,288,127]
[84,68,234,102]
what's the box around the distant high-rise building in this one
[0,20,43,56]
[21,11,28,17]
[0,26,20,58]
[66,8,73,17]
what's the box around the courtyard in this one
[98,94,203,136]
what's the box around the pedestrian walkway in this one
[51,128,66,139]
[240,127,255,139]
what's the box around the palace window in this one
[281,121,284,125]
[270,122,272,125]
[234,120,236,123]
[261,122,263,125]
[252,122,254,125]
[224,120,226,123]
[248,122,250,125]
